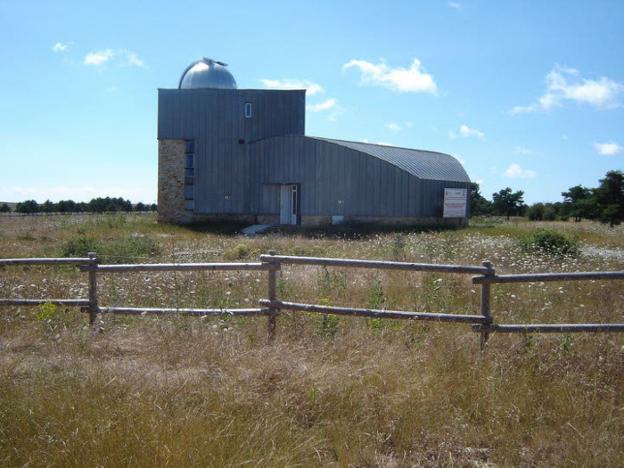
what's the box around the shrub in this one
[62,235,100,257]
[521,229,579,256]
[224,243,251,260]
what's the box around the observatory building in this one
[158,58,471,226]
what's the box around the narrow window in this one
[185,140,195,154]
[244,102,253,118]
[184,140,195,211]
[292,185,298,216]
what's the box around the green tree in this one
[15,200,40,214]
[527,203,545,221]
[0,203,11,213]
[41,200,56,213]
[561,185,593,221]
[57,200,77,212]
[594,170,624,227]
[469,183,493,216]
[543,203,557,221]
[492,187,526,220]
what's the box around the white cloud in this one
[449,124,484,139]
[120,49,144,67]
[84,49,115,66]
[448,2,462,10]
[306,98,336,112]
[384,121,413,132]
[343,58,438,94]
[594,142,622,156]
[504,163,537,179]
[514,145,534,155]
[52,42,70,53]
[83,49,144,67]
[510,65,624,115]
[260,79,324,96]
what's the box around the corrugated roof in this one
[310,137,471,183]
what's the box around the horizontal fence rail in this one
[474,323,624,333]
[261,254,491,274]
[98,307,269,317]
[1,251,623,347]
[473,271,624,284]
[0,298,91,307]
[259,300,488,323]
[83,262,274,273]
[0,257,92,266]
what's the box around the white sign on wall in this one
[443,188,468,218]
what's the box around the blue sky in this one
[0,0,622,204]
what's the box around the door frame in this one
[279,183,300,225]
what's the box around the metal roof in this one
[179,58,237,90]
[310,137,471,183]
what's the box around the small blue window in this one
[244,102,253,118]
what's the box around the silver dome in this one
[178,58,237,90]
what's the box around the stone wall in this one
[158,139,192,224]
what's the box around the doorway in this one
[279,184,299,225]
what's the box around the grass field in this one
[1,213,623,466]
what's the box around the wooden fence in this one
[1,251,623,348]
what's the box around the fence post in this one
[266,250,280,343]
[87,252,98,327]
[479,260,494,350]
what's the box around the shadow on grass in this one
[183,220,251,235]
[171,220,468,240]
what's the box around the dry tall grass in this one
[1,214,623,466]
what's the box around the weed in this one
[317,313,340,337]
[34,302,64,332]
[103,236,161,263]
[316,266,347,299]
[391,233,406,260]
[62,233,160,262]
[368,278,386,330]
[521,229,579,256]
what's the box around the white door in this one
[279,184,298,225]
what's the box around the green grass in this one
[0,213,623,465]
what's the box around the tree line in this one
[471,170,624,226]
[0,197,157,214]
